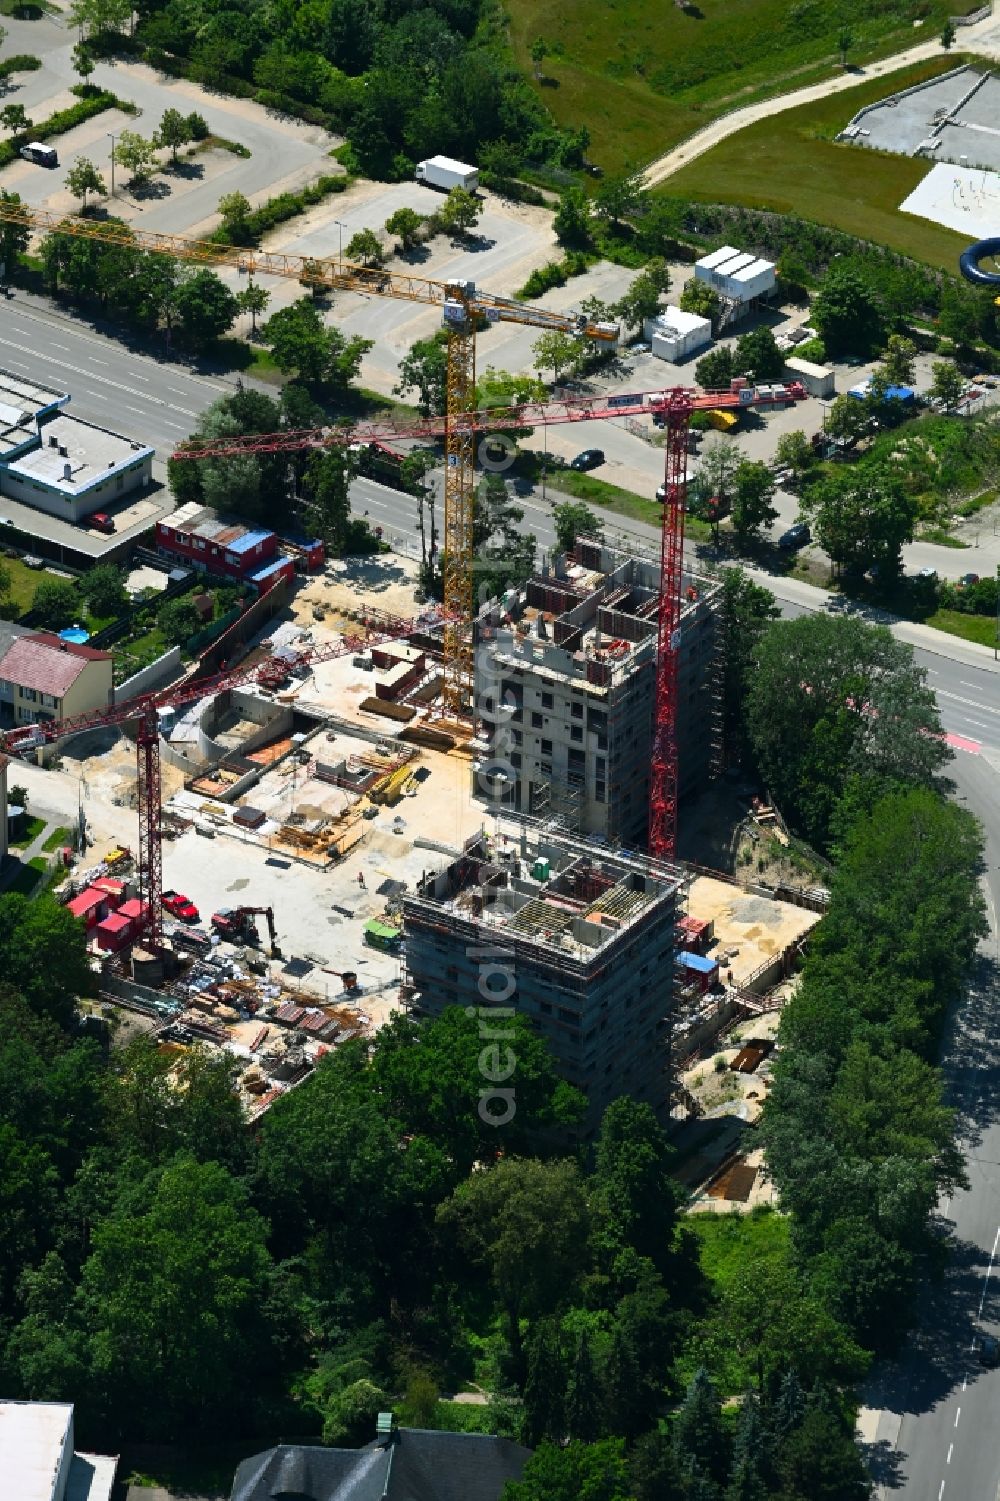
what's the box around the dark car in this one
[960,573,981,588]
[570,449,605,472]
[778,523,811,550]
[978,1333,999,1366]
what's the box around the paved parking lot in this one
[0,5,338,235]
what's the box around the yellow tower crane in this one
[0,202,620,716]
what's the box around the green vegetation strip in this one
[0,54,41,78]
[663,56,978,272]
[9,816,47,850]
[5,857,48,898]
[41,827,72,853]
[926,607,998,647]
[0,89,136,171]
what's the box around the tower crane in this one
[0,200,619,716]
[0,606,453,949]
[171,377,808,858]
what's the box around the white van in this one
[20,143,58,167]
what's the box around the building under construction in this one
[402,823,684,1134]
[470,542,721,846]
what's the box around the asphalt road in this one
[0,292,241,454]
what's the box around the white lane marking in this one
[162,421,185,430]
[131,371,149,382]
[937,689,1000,716]
[939,1481,946,1499]
[50,342,69,351]
[90,358,108,366]
[125,405,145,415]
[948,1444,954,1464]
[955,1407,961,1427]
[6,305,231,388]
[979,1225,1000,1318]
[0,336,202,417]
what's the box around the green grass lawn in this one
[9,815,47,850]
[926,608,999,647]
[4,856,48,897]
[507,0,965,172]
[0,557,55,617]
[663,56,978,272]
[42,825,72,852]
[690,1205,790,1293]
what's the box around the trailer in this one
[415,155,479,193]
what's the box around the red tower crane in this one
[174,378,805,858]
[0,606,453,948]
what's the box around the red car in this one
[89,512,114,534]
[163,889,199,922]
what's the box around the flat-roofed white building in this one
[0,368,69,464]
[694,245,776,303]
[0,1400,117,1501]
[0,412,153,522]
[642,306,712,362]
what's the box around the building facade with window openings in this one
[470,541,721,846]
[0,632,112,727]
[0,410,153,523]
[402,823,684,1134]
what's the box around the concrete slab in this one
[687,874,821,986]
[900,160,1000,239]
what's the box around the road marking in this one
[945,732,982,755]
[49,342,69,351]
[937,689,1000,714]
[125,405,145,415]
[130,371,149,383]
[939,1481,946,1499]
[979,1225,1000,1318]
[90,358,108,366]
[948,1444,954,1464]
[955,1406,961,1426]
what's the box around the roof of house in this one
[230,1430,531,1501]
[0,633,110,699]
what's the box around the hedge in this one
[0,89,134,170]
[208,173,349,247]
[0,54,41,79]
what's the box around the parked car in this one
[162,890,199,922]
[570,449,605,471]
[23,555,44,569]
[916,566,938,581]
[960,573,981,588]
[778,523,811,550]
[978,1333,999,1366]
[89,512,114,534]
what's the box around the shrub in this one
[0,55,41,79]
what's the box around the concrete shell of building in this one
[470,542,720,848]
[402,822,684,1134]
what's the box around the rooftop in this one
[0,1401,116,1501]
[5,413,153,496]
[161,502,275,553]
[652,306,712,336]
[0,368,69,461]
[407,822,683,967]
[0,632,111,699]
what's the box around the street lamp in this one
[107,132,115,197]
[334,220,348,269]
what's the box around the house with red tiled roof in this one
[0,632,112,727]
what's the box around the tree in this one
[77,1156,273,1436]
[566,1330,602,1442]
[777,1409,872,1500]
[679,277,720,322]
[727,1395,768,1501]
[941,17,956,47]
[613,258,670,335]
[438,186,482,238]
[880,334,917,388]
[837,25,854,67]
[745,614,948,848]
[730,459,778,547]
[522,1319,567,1447]
[801,462,918,578]
[718,567,779,768]
[113,131,158,185]
[235,282,270,337]
[594,169,644,229]
[68,0,131,38]
[157,108,192,163]
[823,393,868,446]
[529,36,548,80]
[171,269,239,345]
[217,191,254,242]
[631,1431,687,1501]
[158,596,202,646]
[71,44,95,84]
[699,433,743,510]
[774,429,814,483]
[32,578,79,631]
[592,1098,680,1272]
[345,228,385,267]
[0,893,93,1028]
[552,501,603,553]
[734,326,784,382]
[64,158,107,213]
[0,191,31,272]
[79,562,127,618]
[302,449,354,553]
[395,332,449,416]
[532,329,578,383]
[384,207,423,251]
[553,186,593,250]
[695,346,735,391]
[437,1157,590,1379]
[929,360,965,411]
[473,472,537,600]
[811,265,885,357]
[501,1440,631,1501]
[0,104,30,137]
[261,298,371,391]
[673,1367,729,1487]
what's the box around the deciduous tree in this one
[113,130,157,185]
[532,329,578,383]
[812,264,885,357]
[156,107,192,163]
[552,500,603,552]
[345,227,384,267]
[64,157,107,213]
[730,459,778,547]
[384,206,423,251]
[929,360,964,411]
[395,331,449,416]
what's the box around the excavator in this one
[211,905,281,958]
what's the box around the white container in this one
[415,156,479,192]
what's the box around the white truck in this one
[415,155,479,193]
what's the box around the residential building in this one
[402,823,684,1134]
[0,369,69,465]
[0,413,154,523]
[0,1399,117,1501]
[155,503,301,591]
[0,632,113,727]
[230,1417,530,1501]
[471,543,720,847]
